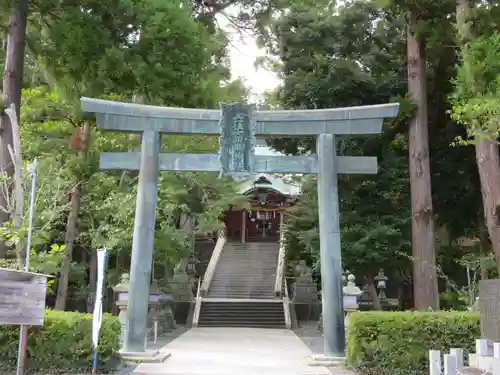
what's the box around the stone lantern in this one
[186,253,198,276]
[374,269,389,304]
[342,273,363,330]
[112,273,130,350]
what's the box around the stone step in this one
[219,258,278,261]
[207,294,276,298]
[208,294,276,298]
[211,280,275,283]
[212,280,275,283]
[196,321,285,329]
[211,275,275,279]
[211,283,274,286]
[209,289,275,293]
[210,284,274,287]
[210,287,274,290]
[219,254,278,262]
[217,265,276,268]
[460,368,491,375]
[208,295,276,298]
[208,291,276,295]
[212,274,276,278]
[198,301,286,328]
[218,262,276,264]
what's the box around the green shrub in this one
[0,309,121,373]
[347,311,480,375]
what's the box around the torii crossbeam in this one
[81,98,399,358]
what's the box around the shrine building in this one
[223,144,301,243]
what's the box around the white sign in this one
[92,249,108,349]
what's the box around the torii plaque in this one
[81,98,399,358]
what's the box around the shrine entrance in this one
[82,96,398,358]
[223,175,294,243]
[245,187,284,242]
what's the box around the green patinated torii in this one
[81,98,399,358]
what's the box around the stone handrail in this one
[274,225,286,297]
[192,277,202,327]
[282,277,292,329]
[200,230,226,296]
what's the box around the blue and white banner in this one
[92,248,108,370]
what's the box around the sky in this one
[216,13,281,100]
[218,1,343,100]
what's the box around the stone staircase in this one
[208,242,279,299]
[197,241,287,328]
[198,301,286,328]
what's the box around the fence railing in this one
[200,229,226,296]
[274,225,286,297]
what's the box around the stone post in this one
[316,133,345,358]
[148,280,161,344]
[125,130,161,353]
[112,273,130,351]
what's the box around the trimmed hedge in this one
[0,309,121,373]
[347,311,480,375]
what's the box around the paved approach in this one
[132,327,344,375]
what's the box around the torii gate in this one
[81,98,399,358]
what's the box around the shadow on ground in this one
[117,326,188,375]
[294,321,324,354]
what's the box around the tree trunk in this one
[455,0,500,273]
[393,270,408,310]
[54,122,91,310]
[407,11,440,311]
[366,274,382,310]
[86,248,97,312]
[0,0,29,258]
[475,142,500,270]
[479,228,490,280]
[5,105,25,268]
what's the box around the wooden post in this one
[241,210,246,244]
[279,210,284,237]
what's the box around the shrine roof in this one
[237,173,301,197]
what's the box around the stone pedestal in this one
[158,297,176,332]
[119,350,171,364]
[171,259,194,303]
[112,274,130,350]
[292,261,318,303]
[292,261,321,322]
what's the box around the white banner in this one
[92,248,108,349]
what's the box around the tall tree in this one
[259,0,481,307]
[384,0,456,309]
[406,8,439,310]
[25,0,239,309]
[451,0,500,271]
[0,0,29,257]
